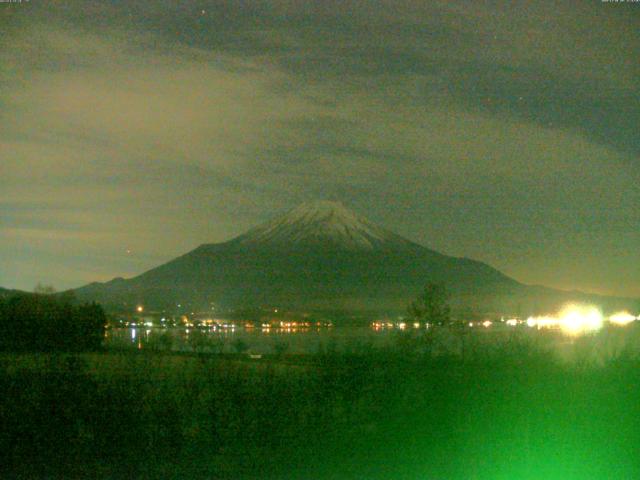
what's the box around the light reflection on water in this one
[105,323,640,360]
[107,326,384,355]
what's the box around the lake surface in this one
[107,325,393,355]
[105,323,640,362]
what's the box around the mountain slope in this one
[73,201,635,316]
[235,200,415,251]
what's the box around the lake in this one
[105,322,640,362]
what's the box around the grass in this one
[1,329,640,479]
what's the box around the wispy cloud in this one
[1,2,638,296]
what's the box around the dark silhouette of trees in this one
[0,293,107,352]
[407,282,451,327]
[74,302,108,351]
[33,283,57,295]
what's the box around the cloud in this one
[1,3,638,297]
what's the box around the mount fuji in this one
[235,201,414,251]
[73,201,634,316]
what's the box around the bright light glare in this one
[558,305,603,335]
[526,304,604,335]
[609,311,637,326]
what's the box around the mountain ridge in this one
[72,201,636,316]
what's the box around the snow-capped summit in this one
[72,200,632,316]
[235,200,412,250]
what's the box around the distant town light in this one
[136,305,143,313]
[609,311,636,326]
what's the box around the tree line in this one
[0,292,107,352]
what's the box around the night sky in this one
[1,1,638,297]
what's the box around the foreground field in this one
[1,333,640,479]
